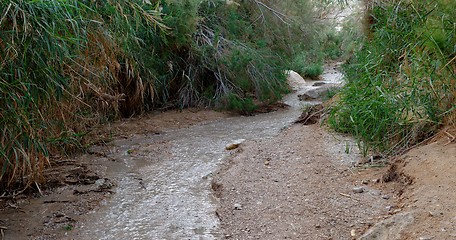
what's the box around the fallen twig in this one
[339,192,360,202]
[0,226,7,240]
[443,130,455,146]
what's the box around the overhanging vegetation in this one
[0,0,328,190]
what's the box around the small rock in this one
[382,195,390,200]
[298,83,341,101]
[370,189,381,196]
[312,82,326,86]
[353,187,364,193]
[95,178,106,187]
[233,203,242,210]
[419,237,433,240]
[385,205,395,211]
[225,139,246,150]
[350,229,357,237]
[393,208,402,214]
[359,212,414,240]
[361,179,369,185]
[264,160,270,166]
[371,178,380,183]
[95,178,113,189]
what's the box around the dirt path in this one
[212,123,394,240]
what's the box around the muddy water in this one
[71,65,343,239]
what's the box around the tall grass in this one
[328,0,456,156]
[1,0,323,191]
[0,0,167,190]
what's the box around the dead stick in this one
[444,130,455,146]
[339,192,360,202]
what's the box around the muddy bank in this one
[360,134,456,240]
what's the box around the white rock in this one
[225,139,246,150]
[353,186,364,193]
[286,70,306,89]
[419,237,433,240]
[233,203,242,210]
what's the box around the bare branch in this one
[250,0,294,25]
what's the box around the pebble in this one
[418,237,433,240]
[385,205,395,211]
[350,229,356,237]
[382,195,390,200]
[95,178,113,189]
[370,189,381,196]
[225,139,246,150]
[233,203,242,210]
[95,178,106,187]
[352,187,364,193]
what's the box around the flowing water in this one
[70,64,343,240]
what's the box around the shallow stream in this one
[71,64,343,239]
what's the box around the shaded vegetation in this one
[0,0,327,190]
[328,0,456,156]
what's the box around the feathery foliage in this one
[328,0,456,155]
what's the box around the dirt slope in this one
[361,131,456,240]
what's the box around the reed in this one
[328,0,456,156]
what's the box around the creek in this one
[71,64,343,239]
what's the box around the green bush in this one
[224,94,258,114]
[290,52,324,79]
[328,0,456,156]
[321,31,343,60]
[303,64,325,79]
